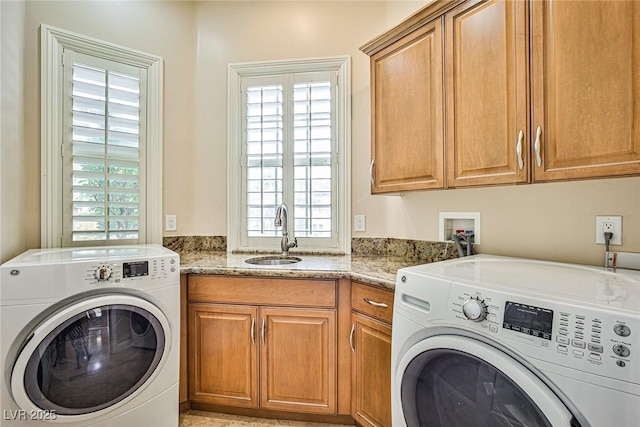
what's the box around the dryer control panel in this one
[448,282,638,385]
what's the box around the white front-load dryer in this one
[392,255,640,427]
[0,245,180,427]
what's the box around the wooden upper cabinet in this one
[532,0,640,181]
[446,0,529,187]
[363,0,640,192]
[369,19,445,192]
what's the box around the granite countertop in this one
[178,251,431,290]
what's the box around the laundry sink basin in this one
[245,256,302,266]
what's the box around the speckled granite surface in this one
[351,237,455,260]
[172,237,458,290]
[164,236,227,253]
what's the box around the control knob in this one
[613,324,631,337]
[95,265,112,281]
[462,297,488,322]
[613,344,631,358]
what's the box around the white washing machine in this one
[0,245,179,427]
[392,255,640,427]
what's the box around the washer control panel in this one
[85,256,177,285]
[448,282,638,383]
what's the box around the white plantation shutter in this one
[292,76,333,239]
[245,81,284,237]
[62,51,147,245]
[241,71,338,249]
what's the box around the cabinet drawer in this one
[351,282,394,324]
[188,275,337,308]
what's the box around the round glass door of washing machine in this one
[397,336,579,427]
[10,294,169,421]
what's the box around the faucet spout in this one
[274,203,297,256]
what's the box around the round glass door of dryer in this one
[11,295,169,419]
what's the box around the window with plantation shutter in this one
[228,57,351,253]
[65,55,146,244]
[41,25,163,248]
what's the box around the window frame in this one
[41,24,163,248]
[227,57,351,254]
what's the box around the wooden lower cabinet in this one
[261,308,336,414]
[350,281,394,427]
[187,276,339,416]
[188,304,258,407]
[351,313,392,427]
[179,275,189,409]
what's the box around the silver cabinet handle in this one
[364,297,388,308]
[349,324,356,353]
[516,129,524,170]
[251,317,255,346]
[369,159,375,185]
[261,318,266,346]
[534,126,542,167]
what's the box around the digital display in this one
[123,261,149,278]
[503,301,553,341]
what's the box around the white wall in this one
[1,0,27,263]
[359,177,639,265]
[1,0,639,267]
[1,0,197,262]
[186,1,426,235]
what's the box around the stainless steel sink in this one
[245,256,302,266]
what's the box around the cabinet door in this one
[260,308,336,414]
[370,19,444,192]
[351,313,392,427]
[446,0,529,187]
[532,0,640,181]
[188,303,258,408]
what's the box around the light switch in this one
[354,215,366,232]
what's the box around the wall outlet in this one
[354,215,366,232]
[595,215,622,245]
[165,214,177,232]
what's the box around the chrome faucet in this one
[274,203,297,256]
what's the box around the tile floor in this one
[179,410,353,427]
